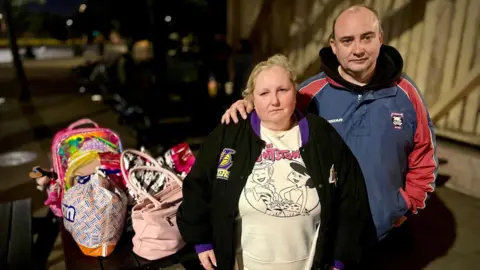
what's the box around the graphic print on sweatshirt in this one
[243,143,320,217]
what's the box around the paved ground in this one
[0,47,74,64]
[0,59,479,269]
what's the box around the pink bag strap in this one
[126,166,183,207]
[68,118,99,129]
[120,149,162,182]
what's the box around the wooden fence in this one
[227,0,480,145]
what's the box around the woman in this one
[177,54,376,270]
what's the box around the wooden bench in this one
[0,198,33,269]
[61,222,203,270]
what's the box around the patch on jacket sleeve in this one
[328,164,337,187]
[217,148,236,180]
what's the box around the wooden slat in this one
[288,0,307,72]
[422,0,453,107]
[364,0,374,7]
[437,0,469,128]
[0,202,12,270]
[460,0,480,133]
[379,0,395,43]
[436,128,480,146]
[387,0,406,49]
[403,0,423,78]
[477,92,480,134]
[448,0,478,130]
[462,86,480,132]
[397,0,413,80]
[8,198,32,270]
[431,65,480,122]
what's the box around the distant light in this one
[0,13,3,20]
[165,16,172,23]
[91,94,102,102]
[79,4,87,13]
[168,32,179,40]
[225,82,233,95]
[66,19,73,26]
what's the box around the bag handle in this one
[120,149,162,182]
[126,165,183,207]
[68,118,100,130]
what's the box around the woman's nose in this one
[270,94,280,105]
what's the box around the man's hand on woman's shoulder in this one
[221,99,254,124]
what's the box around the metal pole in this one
[4,0,31,102]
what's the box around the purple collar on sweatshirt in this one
[250,110,310,146]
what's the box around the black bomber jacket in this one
[177,111,376,270]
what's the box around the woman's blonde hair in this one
[242,54,297,98]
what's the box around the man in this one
[221,4,437,244]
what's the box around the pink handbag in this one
[125,163,186,260]
[120,149,168,201]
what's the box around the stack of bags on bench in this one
[30,118,195,259]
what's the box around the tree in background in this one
[3,0,46,101]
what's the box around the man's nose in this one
[352,41,365,56]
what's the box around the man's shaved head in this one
[328,4,384,85]
[330,4,383,40]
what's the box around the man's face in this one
[330,8,383,75]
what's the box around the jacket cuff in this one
[194,243,214,253]
[333,260,344,269]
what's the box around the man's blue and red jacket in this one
[297,45,438,240]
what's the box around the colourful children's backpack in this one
[47,118,123,217]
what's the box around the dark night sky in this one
[0,0,84,16]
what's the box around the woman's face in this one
[252,66,296,129]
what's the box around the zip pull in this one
[357,94,362,103]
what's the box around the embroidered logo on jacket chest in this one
[391,112,404,129]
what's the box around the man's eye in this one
[260,92,268,96]
[280,88,288,91]
[342,40,352,44]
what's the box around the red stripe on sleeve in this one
[398,78,437,214]
[297,78,328,112]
